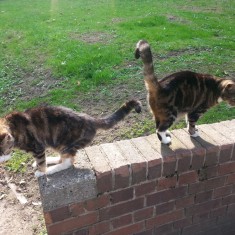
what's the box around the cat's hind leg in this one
[32,156,61,168]
[187,112,203,137]
[45,153,75,176]
[34,151,47,178]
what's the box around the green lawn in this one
[0,0,234,162]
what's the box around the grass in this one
[0,0,234,171]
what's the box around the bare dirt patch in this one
[70,31,115,44]
[0,165,45,235]
[2,65,62,108]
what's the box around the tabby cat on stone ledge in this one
[0,100,141,177]
[135,40,235,145]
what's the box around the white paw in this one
[190,130,200,138]
[157,131,172,144]
[162,136,172,145]
[32,161,37,169]
[35,170,45,178]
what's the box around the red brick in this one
[205,165,218,179]
[169,133,192,173]
[74,228,89,235]
[202,124,233,163]
[70,202,85,217]
[188,182,205,195]
[227,203,235,215]
[219,145,233,163]
[213,185,233,199]
[85,146,113,193]
[47,206,71,223]
[44,212,52,225]
[210,206,227,217]
[195,127,220,166]
[174,217,192,229]
[89,221,110,235]
[84,194,110,211]
[101,143,130,190]
[105,222,144,235]
[219,162,235,175]
[227,173,235,184]
[174,129,206,170]
[131,137,162,180]
[195,190,213,203]
[204,176,226,190]
[176,153,191,173]
[192,211,210,224]
[111,214,132,229]
[147,186,187,206]
[146,209,184,229]
[154,223,174,234]
[204,148,219,166]
[134,229,153,235]
[134,207,154,222]
[155,201,174,215]
[162,157,177,177]
[114,166,130,189]
[145,134,176,177]
[147,159,162,180]
[186,199,221,216]
[157,176,177,191]
[117,140,147,185]
[135,181,156,197]
[178,171,198,186]
[222,195,235,205]
[182,218,218,235]
[191,149,205,170]
[175,195,195,209]
[110,188,133,204]
[99,198,144,220]
[48,212,98,235]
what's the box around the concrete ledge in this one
[38,150,97,211]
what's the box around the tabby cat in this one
[0,100,141,177]
[135,40,235,144]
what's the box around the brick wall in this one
[38,119,235,235]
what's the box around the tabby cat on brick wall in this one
[135,40,235,145]
[0,100,141,177]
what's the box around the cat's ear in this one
[225,83,235,94]
[0,133,12,143]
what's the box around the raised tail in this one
[135,40,158,85]
[95,99,141,130]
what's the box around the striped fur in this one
[135,40,235,144]
[0,100,141,176]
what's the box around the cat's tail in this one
[135,40,158,85]
[95,99,142,130]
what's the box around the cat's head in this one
[0,132,14,156]
[221,81,235,106]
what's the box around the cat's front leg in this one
[157,131,172,144]
[156,120,173,145]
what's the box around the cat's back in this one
[159,70,218,92]
[25,105,91,125]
